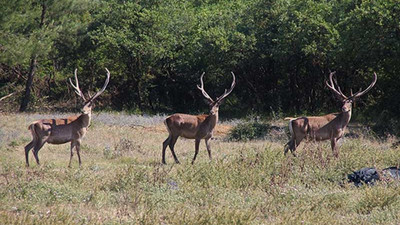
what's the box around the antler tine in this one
[216,72,236,102]
[69,68,86,101]
[88,68,111,102]
[350,72,377,99]
[333,76,346,97]
[325,71,347,100]
[197,72,214,103]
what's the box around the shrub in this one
[372,110,400,137]
[227,120,271,141]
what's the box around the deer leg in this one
[291,139,298,157]
[33,141,46,165]
[192,139,201,165]
[76,141,82,167]
[284,143,289,155]
[169,136,180,164]
[331,138,338,158]
[205,138,212,160]
[284,139,293,155]
[284,139,297,157]
[291,135,306,157]
[162,135,171,164]
[284,135,302,157]
[25,140,35,167]
[69,141,76,168]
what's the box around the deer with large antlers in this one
[284,72,377,157]
[25,68,110,167]
[162,72,236,164]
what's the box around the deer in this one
[162,72,236,164]
[284,71,377,157]
[24,68,110,167]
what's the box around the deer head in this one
[326,71,377,112]
[69,68,110,114]
[197,72,236,115]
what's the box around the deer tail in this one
[284,117,295,121]
[28,122,39,141]
[164,118,172,135]
[28,123,34,133]
[288,119,294,138]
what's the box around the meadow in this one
[1,112,400,224]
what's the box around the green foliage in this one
[228,119,271,141]
[373,110,400,137]
[0,0,399,135]
[0,0,94,66]
[355,186,400,215]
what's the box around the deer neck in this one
[339,109,352,128]
[79,112,92,128]
[207,111,219,130]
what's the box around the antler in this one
[87,68,111,102]
[216,72,236,103]
[349,72,377,99]
[69,69,86,101]
[197,72,214,103]
[325,71,347,100]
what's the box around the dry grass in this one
[1,112,400,224]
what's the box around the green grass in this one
[1,113,400,224]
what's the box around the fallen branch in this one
[0,92,14,102]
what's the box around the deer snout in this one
[342,105,351,112]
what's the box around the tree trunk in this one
[19,56,37,112]
[19,3,46,112]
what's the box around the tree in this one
[0,0,94,111]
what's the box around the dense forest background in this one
[0,0,399,135]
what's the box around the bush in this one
[372,110,400,137]
[227,120,271,141]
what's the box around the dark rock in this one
[347,167,400,187]
[347,167,380,187]
[382,167,400,179]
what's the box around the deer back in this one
[165,113,216,139]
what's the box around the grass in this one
[1,112,400,224]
